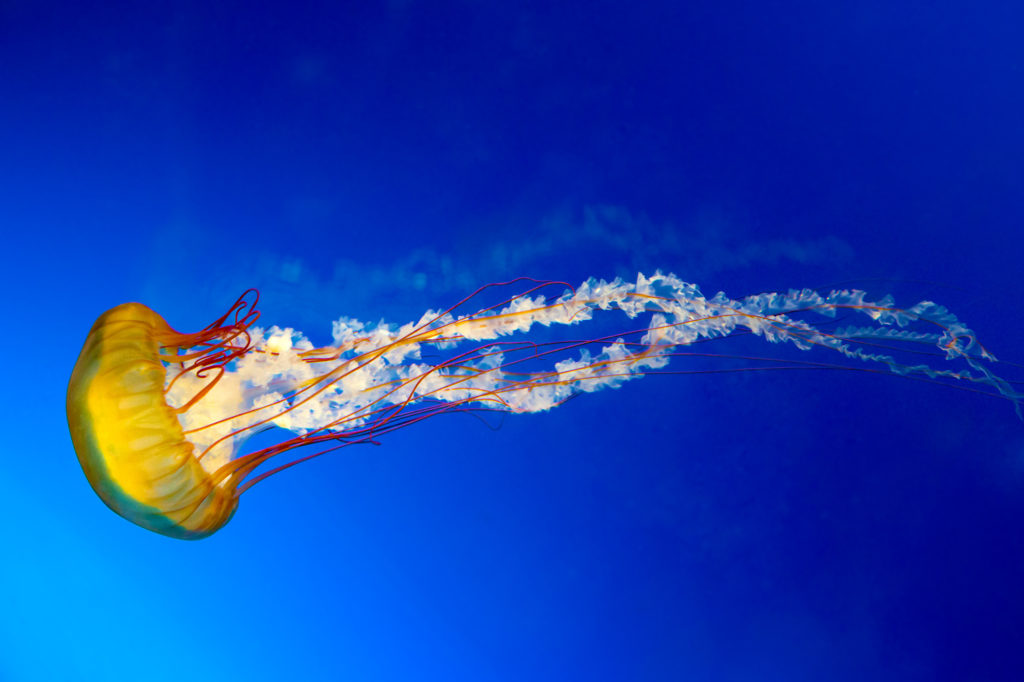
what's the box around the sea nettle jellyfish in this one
[66,273,1021,539]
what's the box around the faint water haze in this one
[161,203,856,331]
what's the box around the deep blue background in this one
[2,2,1023,680]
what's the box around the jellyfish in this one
[66,272,1021,539]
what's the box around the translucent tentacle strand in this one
[164,272,1022,490]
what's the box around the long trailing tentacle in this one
[161,273,1022,496]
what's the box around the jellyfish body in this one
[67,273,1022,539]
[67,296,259,538]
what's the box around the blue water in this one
[2,3,1023,680]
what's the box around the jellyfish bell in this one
[66,294,262,539]
[67,273,1022,539]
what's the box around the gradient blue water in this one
[2,3,1023,681]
